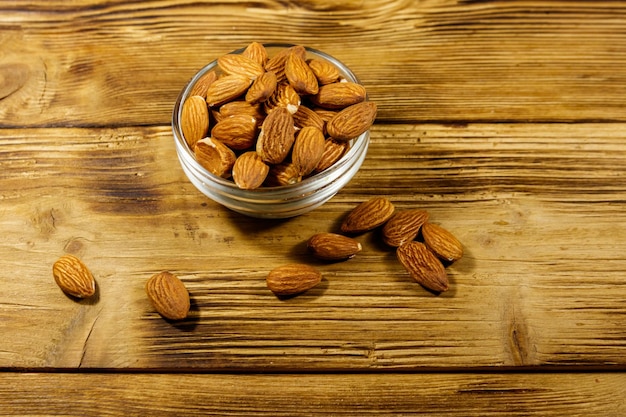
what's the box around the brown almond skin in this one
[292,126,326,176]
[313,139,349,174]
[206,74,252,107]
[242,42,268,66]
[211,114,258,150]
[340,197,395,234]
[382,209,430,247]
[327,101,377,142]
[311,81,366,109]
[217,54,265,80]
[181,95,210,149]
[194,137,237,178]
[245,71,278,104]
[232,151,270,190]
[307,232,362,261]
[265,45,306,83]
[264,162,302,187]
[52,254,96,299]
[285,51,319,96]
[397,241,449,293]
[146,271,190,321]
[256,106,296,164]
[264,82,301,115]
[267,264,322,296]
[307,58,340,85]
[292,104,325,132]
[190,70,218,98]
[422,222,464,263]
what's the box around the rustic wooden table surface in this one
[1,0,626,415]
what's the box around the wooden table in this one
[1,1,625,415]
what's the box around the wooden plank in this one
[0,372,624,416]
[1,123,625,370]
[1,1,625,126]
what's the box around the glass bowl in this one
[172,43,371,219]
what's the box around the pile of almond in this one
[267,197,463,296]
[180,42,377,189]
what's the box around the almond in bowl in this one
[172,42,376,219]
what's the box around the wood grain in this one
[1,124,625,370]
[0,1,625,126]
[1,372,624,416]
[2,0,626,413]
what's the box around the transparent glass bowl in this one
[172,43,370,218]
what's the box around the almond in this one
[340,197,395,234]
[218,100,265,125]
[267,263,322,296]
[189,70,218,98]
[205,74,252,107]
[422,222,464,263]
[232,151,269,190]
[256,106,296,164]
[264,82,301,115]
[245,71,277,104]
[211,114,258,150]
[292,126,326,176]
[285,51,319,95]
[326,101,377,141]
[307,58,340,85]
[265,45,306,83]
[242,41,268,66]
[397,241,448,293]
[145,271,190,321]
[217,54,265,80]
[382,209,430,247]
[313,139,349,174]
[181,95,210,148]
[292,104,325,132]
[307,232,362,261]
[52,254,96,299]
[264,162,302,187]
[311,81,366,109]
[194,137,237,178]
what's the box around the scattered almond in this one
[382,209,430,247]
[307,232,362,261]
[267,264,322,296]
[340,197,395,234]
[422,222,464,263]
[145,271,190,321]
[52,254,96,299]
[397,241,449,293]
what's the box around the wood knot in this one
[0,63,30,100]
